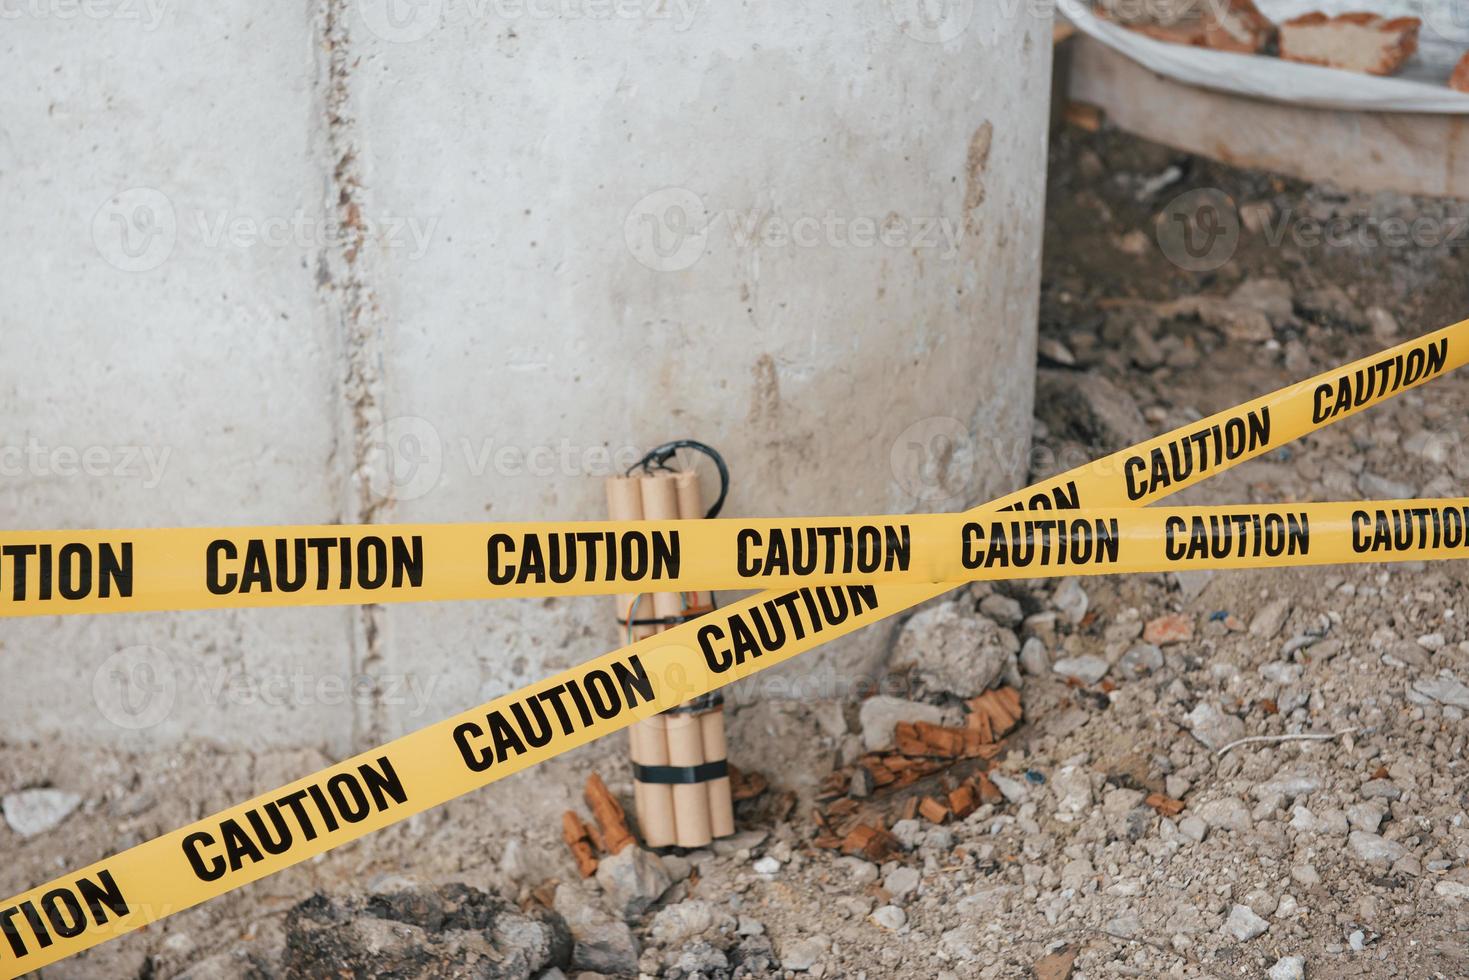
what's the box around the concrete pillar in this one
[1,0,1051,750]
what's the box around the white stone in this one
[1347,831,1408,866]
[2,789,82,838]
[1052,579,1089,625]
[1267,956,1305,980]
[870,905,907,930]
[1052,655,1108,685]
[1221,904,1269,942]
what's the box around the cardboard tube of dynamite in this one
[641,472,713,847]
[605,476,677,848]
[675,468,735,839]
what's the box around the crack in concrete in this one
[318,0,390,750]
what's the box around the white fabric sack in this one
[1059,0,1469,114]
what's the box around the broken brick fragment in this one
[584,773,634,854]
[561,811,599,877]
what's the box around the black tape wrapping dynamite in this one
[2,319,1467,976]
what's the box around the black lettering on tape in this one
[1,543,132,603]
[207,537,423,596]
[181,757,406,883]
[455,655,655,772]
[0,871,127,961]
[735,525,911,578]
[486,532,679,586]
[1122,408,1271,500]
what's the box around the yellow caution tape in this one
[1,319,1464,976]
[7,496,1469,616]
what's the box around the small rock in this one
[1249,598,1292,640]
[989,773,1029,805]
[711,829,767,856]
[1290,865,1320,886]
[1348,831,1408,867]
[1346,802,1385,834]
[979,593,1024,627]
[1038,337,1076,366]
[849,766,874,799]
[1230,277,1294,324]
[1179,815,1208,843]
[892,603,1015,699]
[1413,674,1469,710]
[1268,956,1306,980]
[1435,880,1469,901]
[660,854,692,883]
[1221,904,1269,941]
[676,941,729,974]
[1052,655,1108,685]
[1117,643,1163,679]
[780,935,830,972]
[1052,765,1094,817]
[1366,305,1398,341]
[870,905,906,930]
[883,866,921,901]
[1196,797,1252,833]
[595,846,672,919]
[752,856,781,876]
[1184,702,1245,751]
[1358,471,1416,499]
[1360,779,1401,801]
[1144,613,1194,645]
[649,900,719,945]
[2,789,83,838]
[1019,637,1050,676]
[1052,579,1089,625]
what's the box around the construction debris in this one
[562,810,599,878]
[1278,12,1421,77]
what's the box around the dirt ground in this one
[6,122,1469,978]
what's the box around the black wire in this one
[625,439,729,519]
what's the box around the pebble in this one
[1347,831,1408,866]
[752,856,781,876]
[870,905,907,930]
[1117,643,1163,679]
[1052,579,1089,625]
[711,830,767,856]
[979,593,1023,627]
[1019,637,1050,676]
[883,866,921,901]
[1221,904,1269,941]
[1360,779,1401,801]
[1249,598,1292,640]
[780,935,829,972]
[1196,797,1252,832]
[1346,802,1385,834]
[989,773,1030,804]
[1183,702,1245,751]
[1178,815,1208,843]
[1052,655,1109,685]
[2,789,82,838]
[1268,956,1305,980]
[1412,674,1469,710]
[595,846,672,918]
[1434,880,1469,901]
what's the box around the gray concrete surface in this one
[0,0,1051,753]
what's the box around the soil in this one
[5,121,1469,979]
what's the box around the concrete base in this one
[2,1,1052,753]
